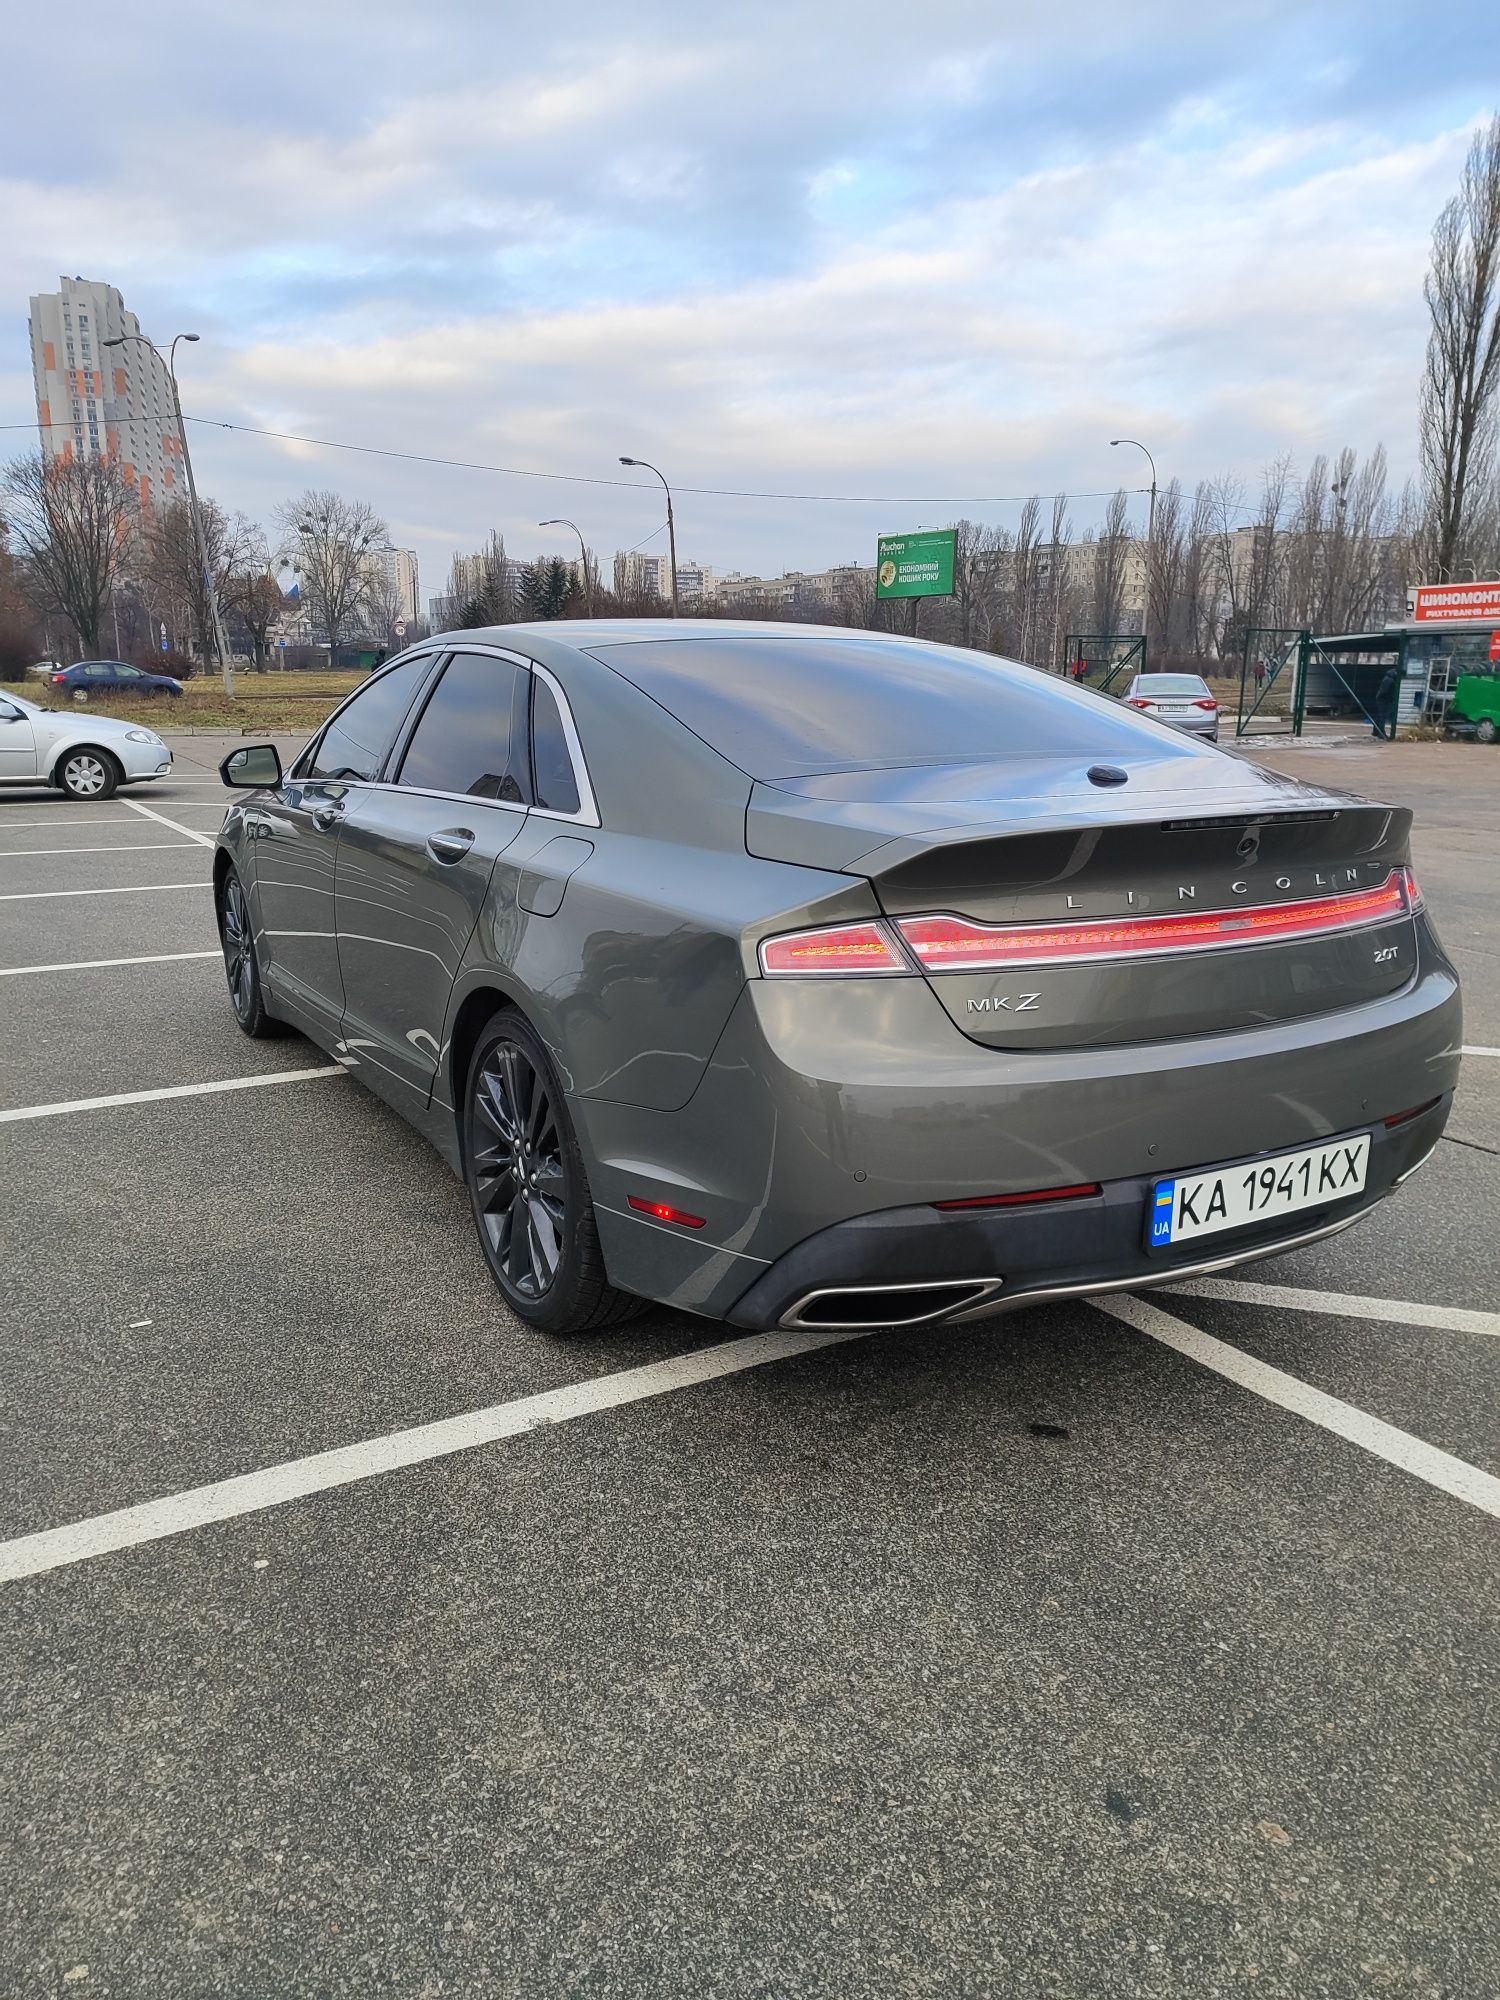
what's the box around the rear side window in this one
[397,651,525,801]
[307,655,432,782]
[588,636,1174,778]
[531,675,581,815]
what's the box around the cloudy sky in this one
[2,1,1494,605]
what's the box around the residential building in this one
[28,276,181,511]
[362,545,420,627]
[716,564,873,614]
[613,549,674,599]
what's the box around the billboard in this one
[876,529,956,600]
[1412,581,1500,623]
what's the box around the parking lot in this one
[2,731,1497,1999]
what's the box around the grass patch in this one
[1,672,365,735]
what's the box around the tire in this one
[57,747,119,800]
[464,1009,642,1334]
[1477,718,1497,745]
[216,866,285,1038]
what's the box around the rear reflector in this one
[898,868,1416,972]
[1383,1096,1442,1129]
[934,1182,1102,1211]
[759,920,910,977]
[628,1196,706,1229]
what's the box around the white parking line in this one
[1159,1277,1500,1338]
[1096,1293,1500,1518]
[0,841,198,857]
[0,815,138,828]
[0,882,208,902]
[0,1066,342,1124]
[122,796,218,848]
[1462,1044,1500,1058]
[0,949,220,978]
[0,1323,877,1583]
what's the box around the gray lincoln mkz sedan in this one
[216,623,1460,1336]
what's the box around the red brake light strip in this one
[897,868,1415,972]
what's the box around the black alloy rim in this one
[221,876,254,1021]
[471,1042,567,1298]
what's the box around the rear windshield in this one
[1135,675,1209,695]
[589,636,1167,778]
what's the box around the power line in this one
[0,412,1148,506]
[0,410,1276,519]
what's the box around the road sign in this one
[394,619,407,639]
[160,622,169,653]
[876,529,956,600]
[1413,580,1500,623]
[278,637,288,650]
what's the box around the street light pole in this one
[1110,437,1157,658]
[105,330,234,694]
[619,457,678,616]
[540,517,593,616]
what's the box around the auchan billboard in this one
[1412,581,1500,622]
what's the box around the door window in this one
[396,651,525,801]
[306,655,433,782]
[115,665,144,680]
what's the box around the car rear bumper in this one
[719,1096,1448,1330]
[578,916,1461,1322]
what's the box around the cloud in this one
[3,0,1494,595]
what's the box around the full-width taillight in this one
[896,869,1415,972]
[1194,698,1218,711]
[759,920,911,977]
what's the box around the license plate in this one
[1149,1134,1370,1249]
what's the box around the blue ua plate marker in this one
[1151,1181,1176,1247]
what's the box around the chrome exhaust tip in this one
[781,1278,1004,1330]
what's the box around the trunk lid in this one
[746,755,1417,1050]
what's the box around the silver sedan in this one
[1123,672,1221,741]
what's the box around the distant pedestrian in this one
[1373,664,1400,739]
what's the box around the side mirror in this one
[220,743,283,789]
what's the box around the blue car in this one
[50,660,184,698]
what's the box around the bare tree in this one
[950,517,1006,647]
[1149,478,1186,650]
[2,451,133,656]
[220,523,286,673]
[1421,114,1500,579]
[1179,482,1217,657]
[146,497,257,666]
[1045,493,1071,671]
[276,489,387,664]
[1092,489,1132,638]
[1007,495,1043,663]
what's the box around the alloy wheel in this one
[64,754,107,796]
[470,1041,567,1299]
[220,874,255,1022]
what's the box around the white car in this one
[0,690,173,799]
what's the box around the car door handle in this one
[427,828,475,863]
[312,803,345,831]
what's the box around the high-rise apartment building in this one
[363,545,420,626]
[28,276,182,511]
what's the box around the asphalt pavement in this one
[1,731,1496,1999]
